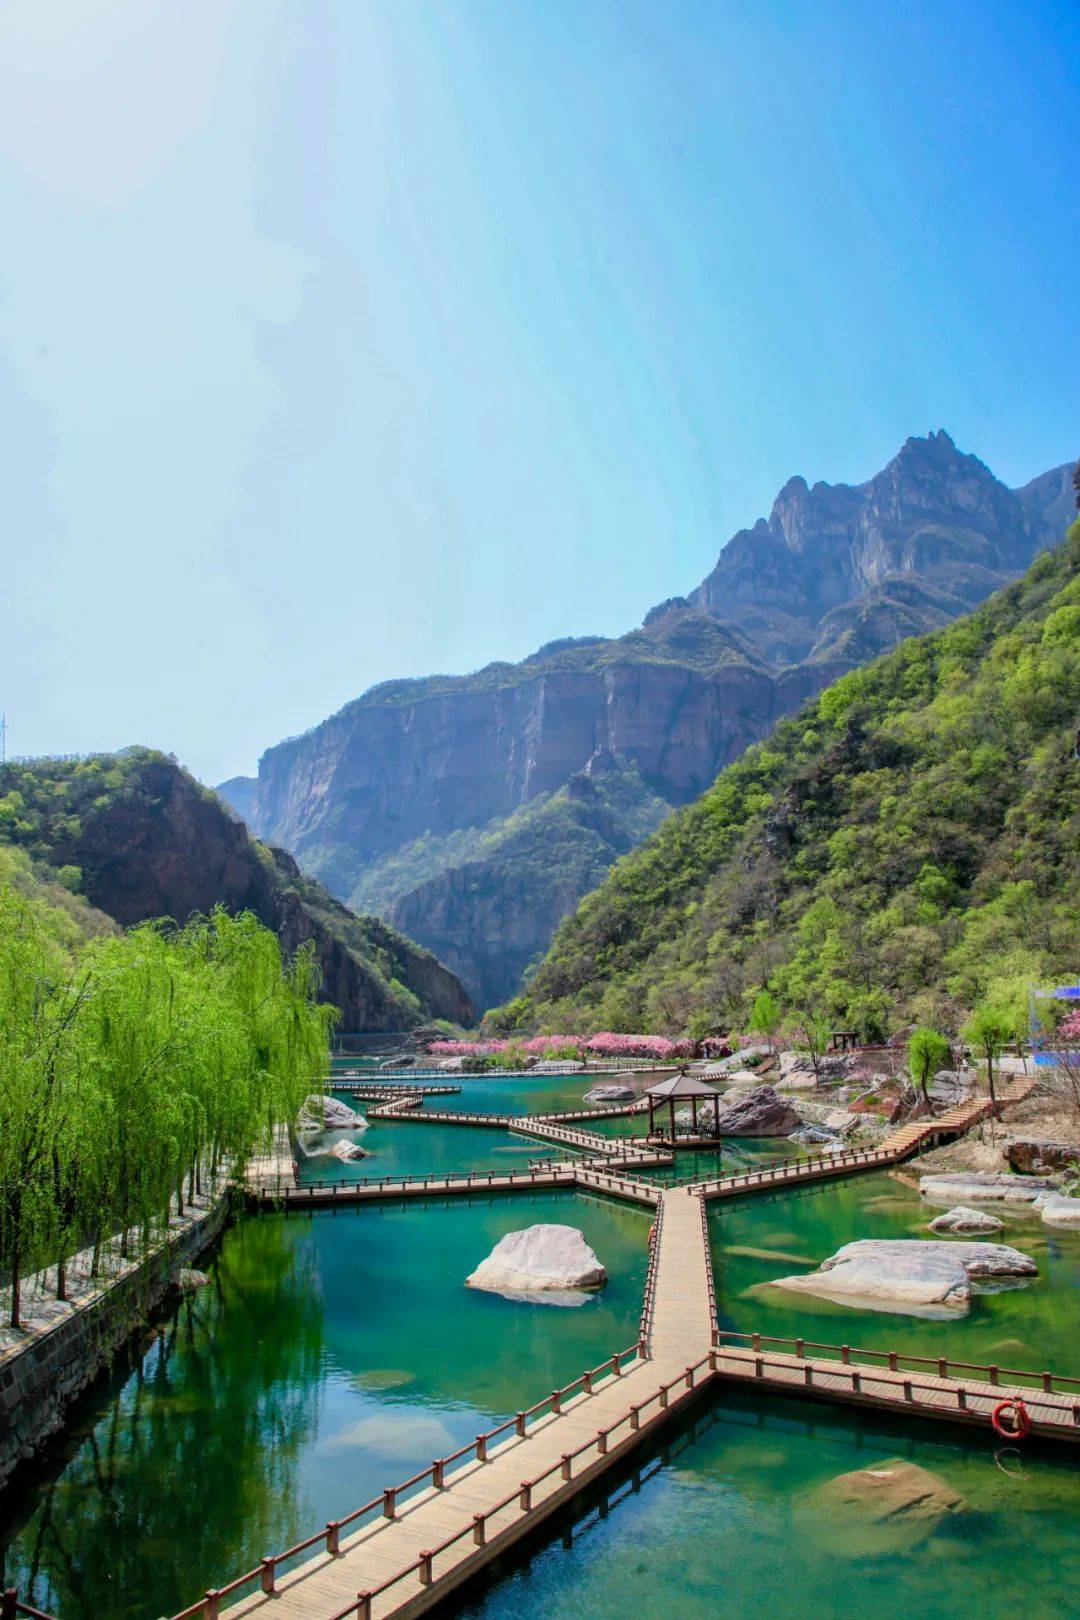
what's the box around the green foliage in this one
[747,989,781,1047]
[0,894,331,1326]
[907,1026,951,1105]
[504,524,1080,1035]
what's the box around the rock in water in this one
[466,1224,607,1302]
[299,1094,367,1131]
[771,1239,1036,1317]
[584,1084,635,1102]
[813,1460,967,1549]
[331,1139,369,1162]
[1007,1138,1079,1175]
[175,1268,210,1291]
[1034,1192,1080,1229]
[928,1206,1004,1233]
[919,1172,1055,1205]
[712,1084,801,1136]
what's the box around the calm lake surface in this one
[2,1081,1077,1620]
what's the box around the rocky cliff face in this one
[1,751,473,1031]
[387,756,669,1008]
[224,435,1070,1011]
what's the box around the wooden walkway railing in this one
[12,1072,1069,1620]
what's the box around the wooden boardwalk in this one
[208,1191,715,1620]
[12,1072,1071,1620]
[711,1335,1080,1440]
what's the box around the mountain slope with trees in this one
[0,750,473,1031]
[223,434,1071,1009]
[495,512,1080,1039]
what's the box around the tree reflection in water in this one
[0,1214,325,1620]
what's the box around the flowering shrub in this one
[584,1032,694,1059]
[428,1032,694,1060]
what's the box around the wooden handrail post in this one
[519,1480,532,1511]
[515,1411,526,1438]
[611,1354,621,1377]
[551,1389,561,1414]
[476,1433,488,1462]
[597,1428,608,1455]
[260,1557,276,1594]
[382,1486,397,1519]
[433,1458,445,1487]
[419,1551,433,1586]
[473,1513,486,1546]
[356,1592,372,1620]
[205,1592,221,1620]
[561,1454,572,1481]
[326,1520,341,1555]
[988,1365,999,1385]
[583,1370,593,1394]
[2,1591,18,1620]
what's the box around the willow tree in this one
[1,889,332,1328]
[0,886,91,1325]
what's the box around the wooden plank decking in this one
[12,1071,1069,1620]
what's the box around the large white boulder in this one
[584,1084,635,1102]
[331,1139,369,1163]
[466,1224,607,1303]
[771,1239,1036,1318]
[919,1172,1054,1205]
[928,1206,1004,1234]
[299,1094,367,1132]
[1034,1192,1080,1229]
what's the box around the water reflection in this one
[0,1218,325,1620]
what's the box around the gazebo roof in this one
[645,1073,722,1100]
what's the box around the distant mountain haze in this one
[218,434,1071,1011]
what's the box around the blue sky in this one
[2,0,1077,784]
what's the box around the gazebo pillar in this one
[668,1097,676,1141]
[647,1095,655,1136]
[691,1095,699,1138]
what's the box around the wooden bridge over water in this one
[13,1077,1072,1620]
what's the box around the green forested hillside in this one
[495,521,1080,1038]
[0,749,474,1030]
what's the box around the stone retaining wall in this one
[0,1192,231,1489]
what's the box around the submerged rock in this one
[1007,1138,1079,1175]
[299,1094,366,1131]
[789,1125,840,1146]
[813,1459,967,1548]
[175,1268,210,1291]
[1034,1192,1080,1229]
[771,1239,1036,1317]
[919,1172,1055,1205]
[928,1205,1004,1234]
[331,1139,369,1162]
[712,1085,801,1137]
[584,1084,635,1102]
[466,1224,607,1302]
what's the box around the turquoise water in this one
[712,1169,1080,1370]
[350,1070,650,1117]
[295,1116,563,1183]
[3,1147,1077,1620]
[457,1390,1079,1620]
[0,1193,650,1619]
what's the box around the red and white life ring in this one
[990,1398,1031,1440]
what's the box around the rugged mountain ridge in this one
[222,434,1070,1010]
[497,512,1080,1036]
[0,750,473,1031]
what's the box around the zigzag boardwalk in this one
[206,1190,715,1620]
[10,1073,1071,1620]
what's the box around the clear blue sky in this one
[2,0,1077,784]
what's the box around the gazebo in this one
[645,1073,724,1140]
